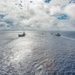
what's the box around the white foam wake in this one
[61,36,75,41]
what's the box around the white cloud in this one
[49,6,62,16]
[0,0,75,31]
[50,0,69,6]
[64,4,75,19]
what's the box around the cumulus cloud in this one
[0,22,9,30]
[64,4,75,19]
[0,0,75,31]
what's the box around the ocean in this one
[0,31,75,75]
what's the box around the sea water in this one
[0,31,75,75]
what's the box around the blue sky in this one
[44,0,51,3]
[0,0,75,31]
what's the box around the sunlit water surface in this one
[0,31,75,75]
